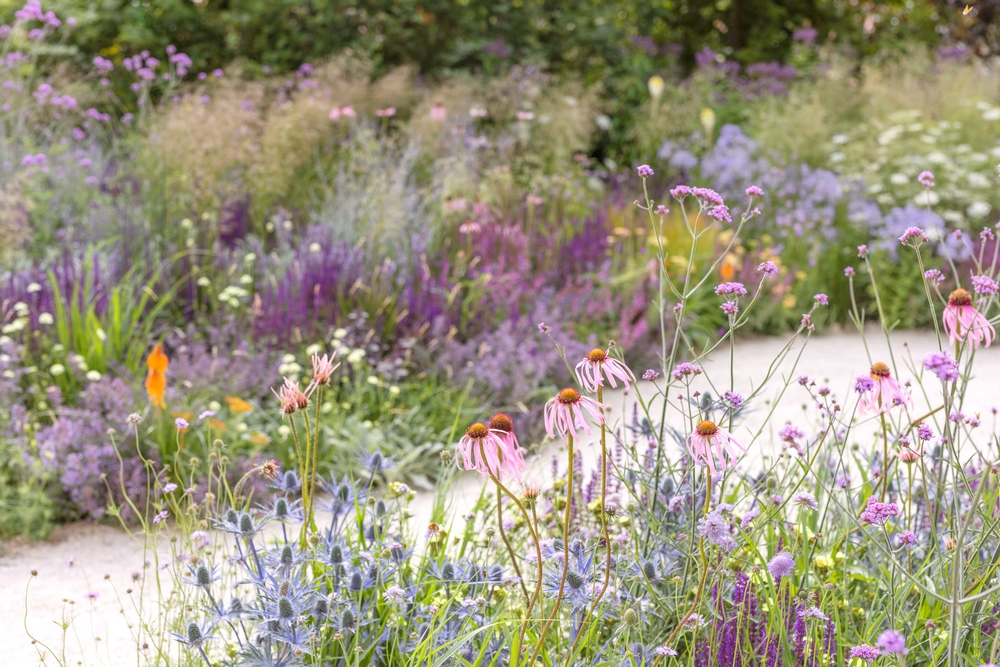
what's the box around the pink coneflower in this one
[858,362,912,415]
[943,288,995,348]
[310,352,339,387]
[272,377,309,416]
[687,420,745,474]
[458,220,481,235]
[488,413,526,471]
[544,388,605,440]
[457,422,525,481]
[429,103,447,121]
[575,348,635,393]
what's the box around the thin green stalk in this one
[529,431,575,666]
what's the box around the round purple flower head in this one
[853,376,874,394]
[767,551,795,580]
[858,244,869,258]
[971,275,999,296]
[923,351,959,382]
[814,293,828,306]
[849,645,880,662]
[877,629,908,655]
[792,492,819,510]
[745,185,764,198]
[844,266,855,277]
[758,260,778,277]
[859,496,900,525]
[918,170,935,188]
[715,282,748,297]
[899,226,928,247]
[637,164,654,178]
[924,269,944,283]
[897,530,918,547]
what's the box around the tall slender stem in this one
[488,469,544,664]
[494,482,530,601]
[530,431,574,666]
[567,385,613,663]
[662,471,713,650]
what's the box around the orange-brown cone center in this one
[587,348,608,363]
[696,420,719,437]
[488,413,514,433]
[467,423,489,439]
[870,362,891,379]
[949,288,972,307]
[558,388,581,404]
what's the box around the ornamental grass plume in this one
[858,362,912,415]
[686,420,745,474]
[943,288,995,349]
[574,348,635,393]
[144,342,169,408]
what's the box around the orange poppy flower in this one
[145,343,169,408]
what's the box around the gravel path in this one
[4,325,998,665]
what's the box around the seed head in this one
[278,597,294,619]
[870,362,891,379]
[557,388,581,404]
[623,608,640,627]
[949,288,972,307]
[488,413,514,433]
[696,420,719,437]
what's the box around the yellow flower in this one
[647,75,665,102]
[225,396,254,413]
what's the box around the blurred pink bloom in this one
[457,422,525,481]
[944,288,995,348]
[687,421,744,474]
[375,107,396,117]
[544,388,604,440]
[469,107,487,118]
[272,377,309,416]
[329,106,356,120]
[858,362,912,415]
[575,348,635,393]
[429,103,447,121]
[310,352,339,388]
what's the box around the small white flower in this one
[309,242,321,253]
[366,375,380,386]
[967,201,991,218]
[306,343,322,356]
[889,172,908,186]
[37,313,54,325]
[95,328,106,341]
[50,364,66,376]
[86,370,102,382]
[243,252,257,263]
[239,274,253,285]
[26,283,42,293]
[332,328,348,340]
[196,276,211,287]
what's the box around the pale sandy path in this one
[4,325,999,665]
